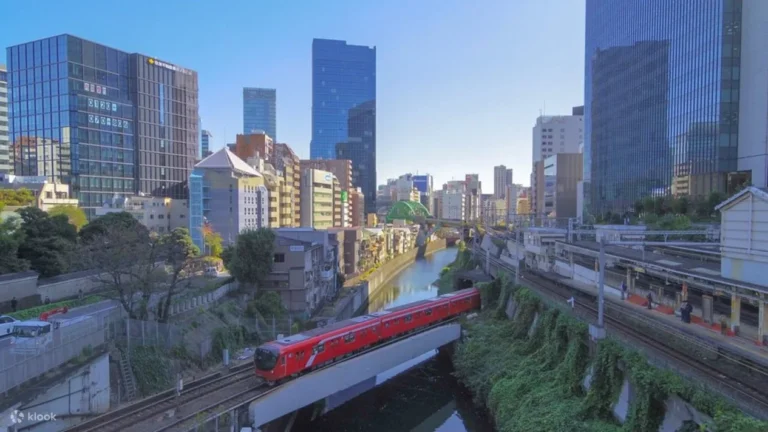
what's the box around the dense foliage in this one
[222,228,276,288]
[246,291,287,319]
[129,346,173,396]
[16,207,78,277]
[47,205,88,231]
[202,225,224,258]
[0,188,35,207]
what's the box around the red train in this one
[254,287,481,383]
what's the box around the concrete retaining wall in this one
[320,239,448,323]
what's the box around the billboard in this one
[341,190,348,202]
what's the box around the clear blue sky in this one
[0,0,585,191]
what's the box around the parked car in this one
[0,315,20,338]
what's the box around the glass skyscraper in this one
[584,0,745,215]
[312,38,376,213]
[201,129,212,158]
[0,65,9,174]
[243,87,276,140]
[6,34,198,217]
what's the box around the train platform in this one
[547,273,768,368]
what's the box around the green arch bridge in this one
[385,200,432,223]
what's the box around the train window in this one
[405,315,413,323]
[344,333,355,343]
[425,308,433,316]
[385,322,390,327]
[313,343,325,354]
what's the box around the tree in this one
[246,291,286,319]
[48,205,88,231]
[0,216,29,274]
[16,207,77,277]
[0,189,35,207]
[156,228,200,323]
[203,227,224,258]
[226,228,276,288]
[79,212,165,319]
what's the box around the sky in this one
[0,0,585,192]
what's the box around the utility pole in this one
[597,237,606,328]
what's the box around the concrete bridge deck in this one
[249,323,462,429]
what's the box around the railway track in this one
[64,363,254,432]
[476,247,768,416]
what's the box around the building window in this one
[274,253,285,263]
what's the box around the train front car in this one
[254,343,283,383]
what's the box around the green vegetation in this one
[222,228,275,288]
[47,205,88,231]
[15,207,78,277]
[0,188,35,207]
[449,250,768,431]
[129,346,173,396]
[434,241,476,292]
[202,225,224,258]
[9,296,101,320]
[211,325,250,360]
[246,291,287,319]
[78,212,200,321]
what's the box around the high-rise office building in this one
[531,112,583,214]
[312,39,376,213]
[584,0,767,215]
[0,64,9,174]
[493,165,513,199]
[243,88,276,141]
[413,174,433,214]
[201,129,212,158]
[6,34,198,218]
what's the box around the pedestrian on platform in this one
[621,281,627,300]
[44,296,51,305]
[646,292,653,310]
[680,301,692,323]
[10,297,17,312]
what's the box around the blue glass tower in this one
[243,88,276,140]
[584,0,744,215]
[312,38,376,212]
[7,34,199,218]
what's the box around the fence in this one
[165,281,238,317]
[115,314,298,364]
[0,306,123,395]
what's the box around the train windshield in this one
[255,346,279,371]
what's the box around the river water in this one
[306,248,495,432]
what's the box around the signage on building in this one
[147,57,193,76]
[289,245,304,252]
[324,173,332,182]
[341,190,348,202]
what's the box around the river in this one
[304,247,496,432]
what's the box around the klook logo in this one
[9,410,57,424]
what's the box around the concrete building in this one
[442,189,465,221]
[532,160,545,216]
[0,174,78,211]
[531,111,583,214]
[243,88,277,141]
[328,226,362,276]
[464,174,482,222]
[249,155,293,228]
[716,187,768,286]
[366,213,378,227]
[493,165,513,199]
[266,228,339,317]
[301,169,337,229]
[274,143,302,227]
[300,159,353,191]
[234,133,273,165]
[0,65,8,174]
[96,194,188,234]
[413,174,433,214]
[395,174,415,202]
[349,187,365,227]
[516,192,531,215]
[188,148,268,250]
[542,153,583,219]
